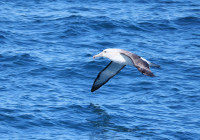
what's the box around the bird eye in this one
[104,51,107,53]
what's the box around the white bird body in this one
[110,53,133,66]
[94,48,133,65]
[91,48,160,92]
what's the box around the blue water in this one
[0,0,200,139]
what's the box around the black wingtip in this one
[148,72,155,77]
[150,74,155,77]
[91,86,96,92]
[91,85,101,92]
[91,88,95,92]
[139,68,155,77]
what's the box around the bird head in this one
[93,49,119,60]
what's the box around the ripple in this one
[0,35,6,39]
[175,16,200,25]
[0,53,40,70]
[0,53,33,62]
[138,20,177,31]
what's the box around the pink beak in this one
[93,52,103,59]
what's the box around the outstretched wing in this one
[120,51,155,77]
[91,61,125,92]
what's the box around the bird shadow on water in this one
[86,103,150,139]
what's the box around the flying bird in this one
[91,48,160,92]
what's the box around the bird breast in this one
[110,54,133,66]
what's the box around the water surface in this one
[0,0,200,139]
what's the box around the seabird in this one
[91,48,160,92]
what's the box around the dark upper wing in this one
[91,61,125,92]
[120,51,155,77]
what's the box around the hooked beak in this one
[93,52,103,59]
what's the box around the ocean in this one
[0,0,200,139]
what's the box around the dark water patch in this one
[187,95,200,103]
[68,6,95,12]
[57,67,86,78]
[0,86,8,91]
[183,67,200,79]
[96,41,116,47]
[89,18,149,32]
[0,53,40,69]
[0,53,33,62]
[18,114,34,120]
[0,34,6,39]
[13,116,56,129]
[0,54,19,62]
[138,81,154,86]
[90,20,118,31]
[61,27,89,38]
[135,0,183,4]
[168,105,186,110]
[98,21,117,29]
[174,16,200,25]
[127,24,148,32]
[47,106,68,113]
[52,15,84,22]
[162,130,198,140]
[138,20,177,32]
[188,8,200,12]
[84,53,93,58]
[157,0,183,4]
[0,114,17,122]
[32,119,55,127]
[0,108,21,114]
[171,87,180,91]
[28,66,54,76]
[63,28,80,36]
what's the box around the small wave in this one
[90,20,118,31]
[0,34,6,39]
[175,16,200,25]
[183,67,200,76]
[0,53,32,62]
[97,21,117,29]
[51,15,84,22]
[62,28,87,37]
[138,81,154,86]
[0,53,43,79]
[134,0,181,4]
[127,24,148,32]
[54,66,87,79]
[96,41,116,46]
[29,66,52,75]
[0,53,40,68]
[84,60,108,70]
[138,20,177,31]
[0,113,18,122]
[157,0,182,4]
[63,28,80,37]
[68,6,92,12]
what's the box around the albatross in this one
[91,48,160,92]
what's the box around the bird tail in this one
[140,57,160,68]
[149,62,160,68]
